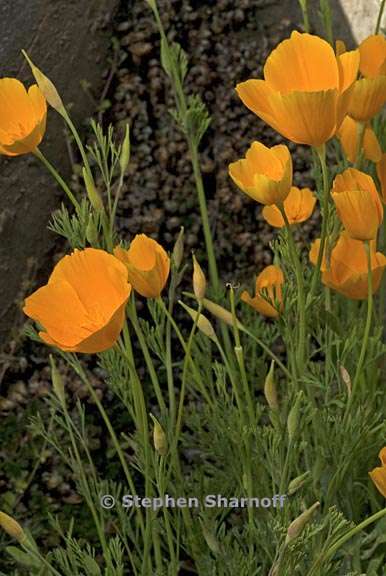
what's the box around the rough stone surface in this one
[339,0,385,42]
[0,0,118,347]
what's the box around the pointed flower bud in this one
[0,512,27,543]
[150,414,167,456]
[49,355,65,406]
[203,298,243,330]
[264,361,279,410]
[82,167,104,213]
[179,301,217,341]
[288,471,310,495]
[22,50,65,115]
[119,124,130,175]
[172,227,184,270]
[192,254,207,300]
[201,523,221,555]
[287,392,302,442]
[285,501,320,544]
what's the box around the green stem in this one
[309,144,330,302]
[298,0,310,32]
[128,296,167,415]
[34,148,80,212]
[307,508,386,575]
[375,0,386,33]
[351,241,373,396]
[279,205,306,375]
[241,326,293,382]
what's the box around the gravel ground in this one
[0,0,321,564]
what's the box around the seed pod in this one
[192,254,207,300]
[0,512,26,543]
[264,361,278,411]
[119,124,131,175]
[285,501,320,544]
[49,355,65,406]
[22,50,65,115]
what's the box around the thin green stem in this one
[375,0,386,33]
[241,326,293,382]
[297,0,310,32]
[307,508,386,576]
[352,241,373,395]
[279,205,306,374]
[309,144,330,302]
[128,296,167,415]
[34,148,80,212]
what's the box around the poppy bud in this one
[82,167,104,213]
[202,298,243,330]
[22,50,65,115]
[179,302,217,341]
[119,124,130,176]
[150,414,167,456]
[172,227,184,270]
[264,361,279,410]
[288,471,310,495]
[49,355,65,406]
[285,501,320,544]
[0,511,27,543]
[287,392,303,442]
[192,254,207,300]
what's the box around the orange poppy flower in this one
[369,447,386,498]
[241,265,284,318]
[114,234,170,298]
[262,186,316,227]
[348,35,386,122]
[23,248,131,353]
[332,168,383,241]
[337,116,381,163]
[376,152,386,204]
[309,232,386,300]
[236,32,359,147]
[229,142,292,206]
[0,78,47,156]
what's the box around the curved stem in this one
[34,148,80,212]
[241,326,293,382]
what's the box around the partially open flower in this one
[241,265,284,318]
[348,34,386,122]
[114,234,170,298]
[236,32,359,147]
[337,116,381,164]
[369,447,386,498]
[262,186,316,227]
[229,142,292,206]
[309,232,386,299]
[376,152,386,204]
[24,248,131,353]
[332,168,383,240]
[0,78,46,156]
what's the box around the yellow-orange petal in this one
[236,79,284,135]
[271,89,339,146]
[376,153,386,203]
[114,235,170,298]
[263,186,316,227]
[264,31,339,93]
[359,35,386,78]
[337,49,360,93]
[348,76,386,121]
[332,188,382,240]
[241,290,279,318]
[335,39,347,56]
[338,116,382,163]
